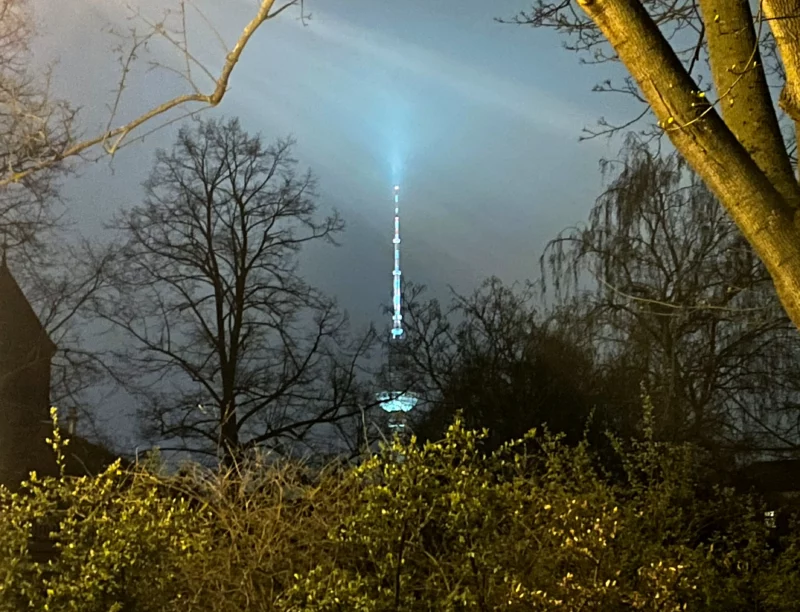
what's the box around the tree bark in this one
[698,0,799,207]
[575,0,800,331]
[762,0,800,179]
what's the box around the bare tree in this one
[0,0,118,439]
[543,135,800,454]
[0,0,305,449]
[388,278,629,453]
[0,0,303,188]
[91,117,374,467]
[507,0,800,332]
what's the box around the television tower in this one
[391,185,403,340]
[376,184,418,439]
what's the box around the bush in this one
[1,404,798,611]
[279,422,687,610]
[0,409,213,611]
[279,401,800,611]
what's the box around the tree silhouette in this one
[395,278,629,454]
[543,135,800,455]
[505,0,800,331]
[92,117,375,466]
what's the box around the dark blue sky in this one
[34,0,640,309]
[31,0,640,448]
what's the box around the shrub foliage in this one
[1,405,798,611]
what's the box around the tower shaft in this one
[391,185,403,339]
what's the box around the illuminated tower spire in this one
[374,183,417,445]
[391,185,403,340]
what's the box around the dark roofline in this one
[0,260,57,355]
[738,459,800,493]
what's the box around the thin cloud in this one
[288,11,592,137]
[72,0,590,138]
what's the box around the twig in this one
[0,0,284,188]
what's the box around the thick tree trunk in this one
[698,0,800,207]
[219,399,241,469]
[575,0,800,331]
[762,0,800,179]
[764,0,800,123]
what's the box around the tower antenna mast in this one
[391,185,403,340]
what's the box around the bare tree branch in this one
[0,0,301,188]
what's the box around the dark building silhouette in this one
[0,257,59,489]
[0,258,123,492]
[0,258,128,565]
[736,458,800,513]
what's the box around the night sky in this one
[30,0,640,450]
